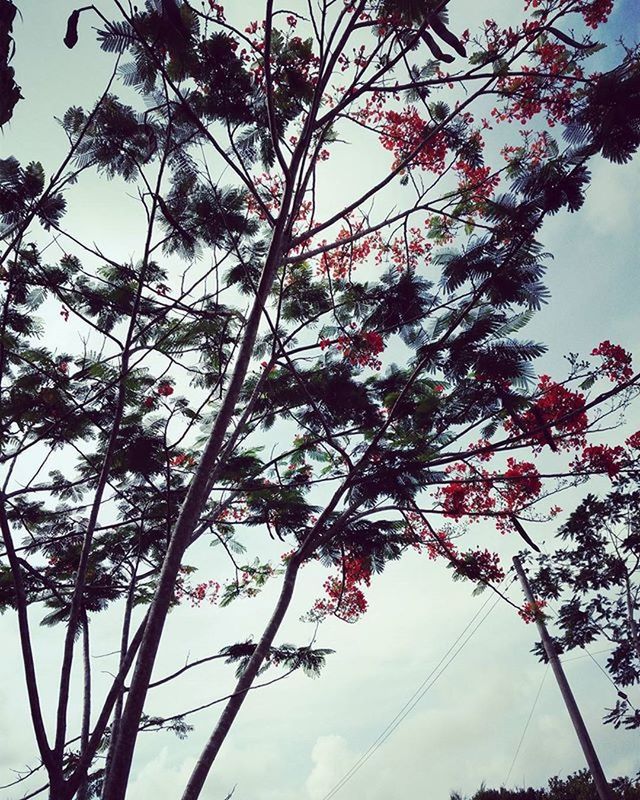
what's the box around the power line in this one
[505,664,549,786]
[561,646,614,663]
[544,601,638,712]
[532,542,638,711]
[321,580,514,800]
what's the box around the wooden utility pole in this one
[512,556,614,800]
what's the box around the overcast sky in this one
[1,2,639,799]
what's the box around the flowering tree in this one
[1,1,639,798]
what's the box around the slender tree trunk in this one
[101,219,292,799]
[77,611,92,800]
[181,494,358,799]
[180,558,301,800]
[0,506,54,774]
[102,567,137,799]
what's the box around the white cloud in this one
[306,735,359,800]
[128,747,197,800]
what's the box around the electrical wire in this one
[321,578,515,800]
[575,645,638,712]
[505,664,549,786]
[530,541,639,712]
[544,599,638,713]
[560,646,614,662]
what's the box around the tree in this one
[452,769,640,800]
[531,462,640,730]
[1,1,639,798]
[0,0,21,126]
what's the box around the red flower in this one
[505,375,587,451]
[169,453,196,468]
[501,459,542,514]
[310,554,372,623]
[175,578,221,607]
[207,1,225,21]
[591,340,633,384]
[626,431,640,450]
[157,382,174,397]
[518,599,546,624]
[143,396,155,409]
[572,444,627,479]
[578,0,613,28]
[380,107,448,172]
[334,329,385,369]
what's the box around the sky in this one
[1,2,640,800]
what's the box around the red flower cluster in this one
[338,330,384,369]
[246,171,285,220]
[439,463,496,519]
[578,0,613,28]
[312,554,371,623]
[175,578,221,607]
[490,27,584,127]
[321,328,385,369]
[318,223,373,280]
[571,443,627,479]
[518,599,546,624]
[626,431,640,450]
[438,458,542,536]
[142,381,175,410]
[423,528,456,560]
[157,381,174,397]
[373,227,431,272]
[493,67,577,126]
[454,161,501,212]
[380,108,448,172]
[505,375,588,451]
[214,504,248,523]
[169,452,196,468]
[207,1,225,21]
[405,514,504,585]
[502,131,554,169]
[591,340,633,384]
[501,458,542,513]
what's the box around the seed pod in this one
[430,15,467,58]
[421,30,455,63]
[64,9,80,49]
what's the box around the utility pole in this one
[512,556,614,800]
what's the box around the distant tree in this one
[453,770,640,800]
[531,465,640,730]
[1,2,640,799]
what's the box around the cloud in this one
[128,747,197,800]
[306,735,359,800]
